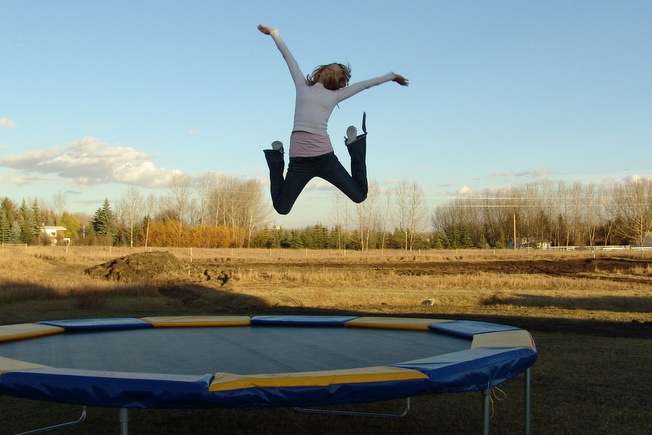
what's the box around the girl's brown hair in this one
[306,63,352,89]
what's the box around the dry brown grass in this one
[0,247,160,306]
[2,246,651,323]
[219,254,652,324]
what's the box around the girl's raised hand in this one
[393,74,409,86]
[258,24,274,35]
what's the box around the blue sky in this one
[2,0,651,228]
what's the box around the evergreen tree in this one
[18,199,36,244]
[92,199,116,243]
[11,221,21,243]
[32,199,42,229]
[0,210,10,243]
[460,224,473,248]
[432,232,450,249]
[271,228,283,249]
[478,232,488,249]
[329,224,345,250]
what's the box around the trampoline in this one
[0,315,537,434]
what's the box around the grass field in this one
[0,247,650,434]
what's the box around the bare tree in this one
[595,185,615,245]
[478,189,511,248]
[210,174,237,227]
[537,180,557,245]
[554,181,573,246]
[567,182,585,246]
[394,179,427,250]
[349,182,382,251]
[196,172,217,227]
[513,182,549,246]
[612,177,652,246]
[239,179,269,247]
[118,186,143,247]
[580,183,600,246]
[167,173,193,237]
[379,186,392,252]
[52,192,67,221]
[330,196,348,250]
[142,193,158,248]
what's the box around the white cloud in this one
[0,173,54,186]
[0,136,179,189]
[304,179,339,193]
[457,185,471,195]
[616,174,652,185]
[0,118,16,129]
[492,169,558,177]
[187,128,201,135]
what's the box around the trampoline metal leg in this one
[119,408,129,435]
[525,368,532,435]
[482,368,532,435]
[15,406,87,435]
[482,389,491,435]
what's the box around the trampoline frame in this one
[0,315,537,434]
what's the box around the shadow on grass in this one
[0,280,267,324]
[266,305,652,339]
[483,293,652,314]
[0,281,62,303]
[1,280,650,340]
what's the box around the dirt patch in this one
[84,251,198,283]
[315,257,651,290]
[84,251,652,286]
[375,257,652,278]
[84,251,234,286]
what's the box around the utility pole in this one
[513,213,517,250]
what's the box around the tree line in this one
[1,175,650,250]
[431,178,652,249]
[0,174,431,250]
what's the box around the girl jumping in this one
[258,24,408,215]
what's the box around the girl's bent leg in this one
[264,150,287,212]
[347,135,368,198]
[265,152,313,214]
[317,152,367,203]
[278,159,313,214]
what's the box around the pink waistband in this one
[290,131,334,157]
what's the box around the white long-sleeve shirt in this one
[269,29,396,156]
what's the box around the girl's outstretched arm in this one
[336,72,409,103]
[257,24,305,86]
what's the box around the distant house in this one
[508,238,551,250]
[39,226,70,245]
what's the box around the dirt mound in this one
[85,251,193,283]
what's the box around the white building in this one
[39,226,70,245]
